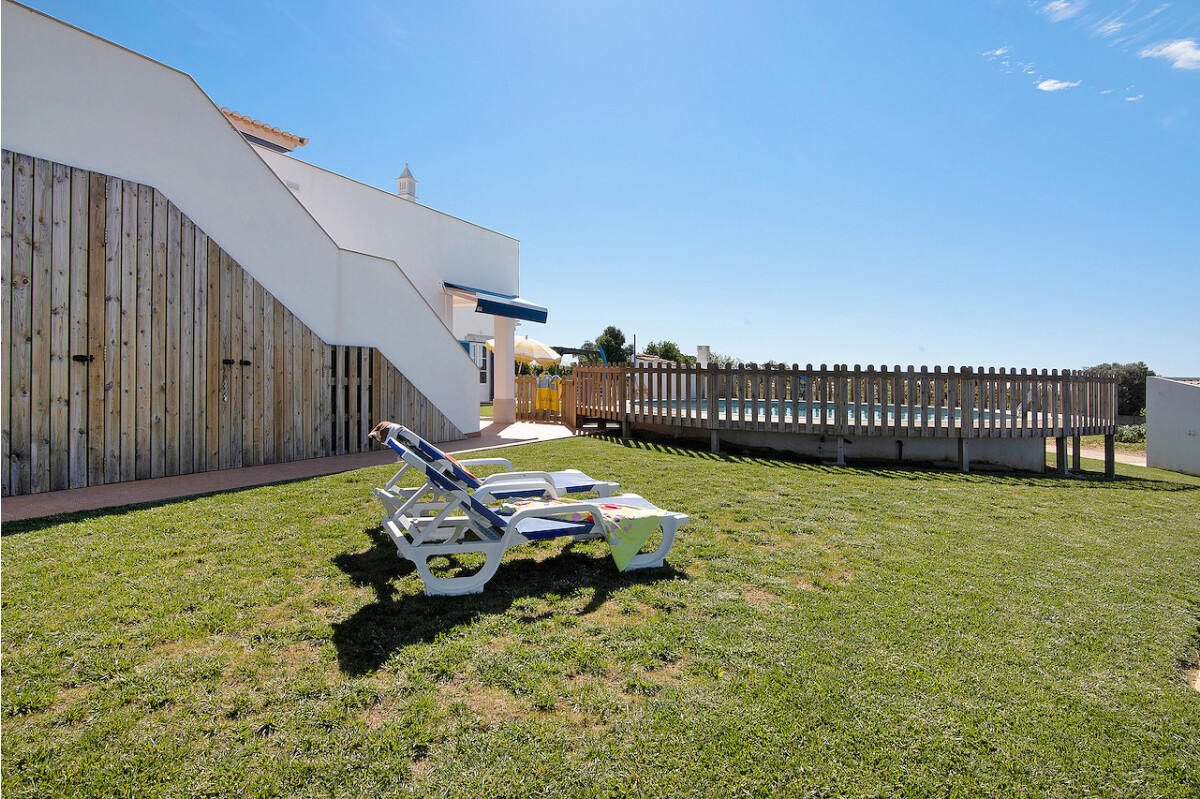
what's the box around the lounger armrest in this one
[474,478,558,503]
[479,470,556,486]
[457,458,514,472]
[507,501,605,527]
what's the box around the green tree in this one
[590,326,633,364]
[1086,361,1155,417]
[643,340,695,363]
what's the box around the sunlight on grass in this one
[3,436,1199,797]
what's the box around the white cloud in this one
[1100,88,1114,94]
[1140,39,1200,69]
[1097,21,1125,36]
[982,46,1012,57]
[1125,94,1144,101]
[1041,0,1086,22]
[1037,78,1082,90]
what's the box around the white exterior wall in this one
[1146,377,1200,477]
[1,2,480,433]
[256,149,520,331]
[452,305,504,341]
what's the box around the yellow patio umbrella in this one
[485,334,562,365]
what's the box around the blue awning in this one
[443,281,548,324]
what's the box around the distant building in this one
[1147,377,1200,477]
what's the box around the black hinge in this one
[240,359,251,366]
[222,358,235,365]
[72,354,95,363]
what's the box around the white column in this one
[492,316,516,423]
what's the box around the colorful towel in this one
[501,499,664,571]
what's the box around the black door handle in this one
[72,354,95,363]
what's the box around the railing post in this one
[835,364,847,465]
[619,367,629,439]
[562,377,576,430]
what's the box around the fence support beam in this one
[1071,435,1080,473]
[958,438,969,474]
[1104,435,1115,479]
[710,430,720,454]
[1056,436,1068,475]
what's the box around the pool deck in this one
[1,420,574,523]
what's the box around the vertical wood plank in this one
[9,154,34,495]
[218,250,232,470]
[933,366,943,437]
[348,345,360,452]
[102,176,123,482]
[164,203,181,476]
[48,162,72,491]
[87,172,107,485]
[262,287,275,463]
[206,239,221,470]
[29,158,54,493]
[1,152,13,496]
[281,307,294,460]
[192,228,208,473]
[149,188,167,478]
[320,343,332,455]
[334,345,345,455]
[302,323,313,456]
[292,312,303,458]
[231,257,245,468]
[239,271,253,467]
[134,184,153,480]
[178,214,194,473]
[119,180,137,480]
[371,349,383,436]
[252,280,265,465]
[8,154,35,495]
[359,346,369,448]
[273,298,286,462]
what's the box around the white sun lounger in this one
[378,435,685,596]
[370,423,618,523]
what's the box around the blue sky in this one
[23,0,1200,374]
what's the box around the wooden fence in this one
[2,151,460,497]
[514,375,572,424]
[575,362,1118,440]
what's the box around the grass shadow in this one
[330,526,686,676]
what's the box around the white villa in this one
[1,1,544,496]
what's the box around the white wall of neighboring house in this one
[1,1,483,433]
[1146,377,1200,477]
[256,149,520,333]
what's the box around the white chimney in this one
[395,163,418,201]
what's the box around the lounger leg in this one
[625,518,681,571]
[410,546,507,596]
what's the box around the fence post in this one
[562,377,576,430]
[708,365,720,454]
[835,364,847,466]
[619,367,629,439]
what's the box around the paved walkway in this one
[1,420,576,523]
[1044,439,1147,467]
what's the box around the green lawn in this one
[3,437,1199,798]
[480,403,494,418]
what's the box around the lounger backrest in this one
[395,426,483,488]
[384,437,509,532]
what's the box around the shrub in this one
[1115,424,1146,444]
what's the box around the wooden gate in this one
[2,151,460,497]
